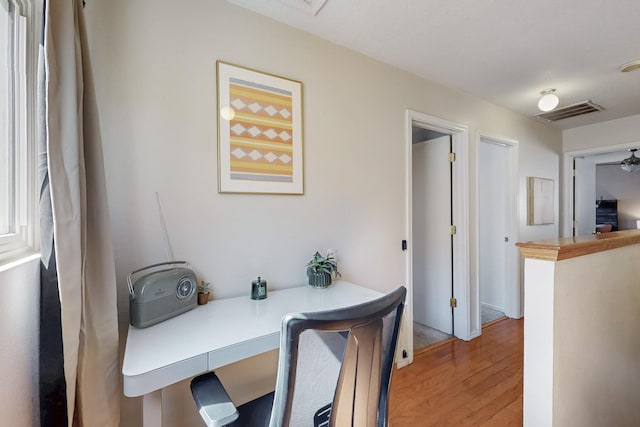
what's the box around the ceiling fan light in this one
[620,149,640,172]
[621,163,640,172]
[538,90,559,112]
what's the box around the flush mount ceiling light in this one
[620,59,640,73]
[620,148,640,172]
[538,89,559,112]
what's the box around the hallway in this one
[413,306,506,352]
[391,318,523,426]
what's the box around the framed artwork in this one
[527,177,554,225]
[217,61,303,194]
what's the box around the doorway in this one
[478,139,509,325]
[412,133,453,350]
[563,142,640,237]
[478,135,520,327]
[401,110,470,367]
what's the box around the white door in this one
[574,157,596,236]
[479,141,507,314]
[412,135,452,334]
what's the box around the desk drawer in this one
[208,332,280,369]
[123,353,208,397]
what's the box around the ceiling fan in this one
[620,149,640,172]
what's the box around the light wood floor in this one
[389,318,524,426]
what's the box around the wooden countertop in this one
[516,229,640,261]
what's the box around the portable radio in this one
[127,261,197,328]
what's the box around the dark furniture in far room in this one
[596,199,618,232]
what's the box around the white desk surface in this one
[122,281,382,397]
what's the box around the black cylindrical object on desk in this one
[251,276,267,300]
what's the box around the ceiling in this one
[584,150,636,165]
[227,0,640,130]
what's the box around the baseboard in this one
[481,302,505,312]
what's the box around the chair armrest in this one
[191,372,239,427]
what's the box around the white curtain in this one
[42,0,120,425]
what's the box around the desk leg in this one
[142,389,162,427]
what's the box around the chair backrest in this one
[269,286,406,427]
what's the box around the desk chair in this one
[191,286,406,427]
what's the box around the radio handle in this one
[127,261,192,297]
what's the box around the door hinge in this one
[573,220,577,228]
[573,169,577,177]
[449,225,457,235]
[448,152,456,162]
[450,298,457,308]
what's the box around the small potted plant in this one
[306,249,341,288]
[198,281,211,305]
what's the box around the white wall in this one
[563,114,640,152]
[596,164,640,230]
[522,241,640,426]
[553,244,640,426]
[83,0,562,424]
[0,257,40,426]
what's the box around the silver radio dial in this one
[176,277,195,299]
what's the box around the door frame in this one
[476,133,521,324]
[573,157,597,236]
[402,110,469,367]
[562,141,639,237]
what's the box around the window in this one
[0,0,38,265]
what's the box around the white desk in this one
[122,281,382,426]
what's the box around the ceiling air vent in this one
[279,0,327,15]
[534,100,604,122]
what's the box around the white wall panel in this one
[0,257,39,426]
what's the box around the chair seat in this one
[228,392,274,427]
